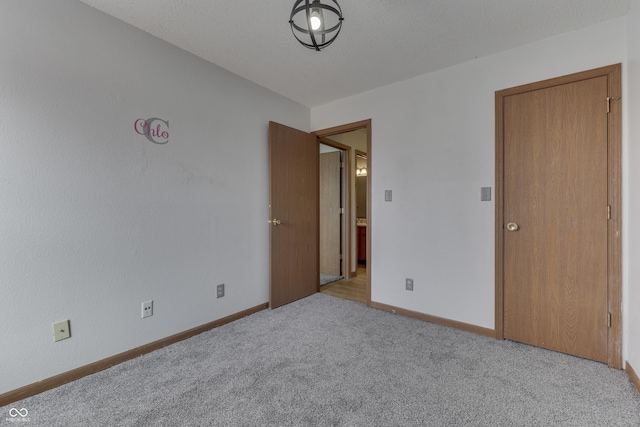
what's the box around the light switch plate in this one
[53,320,71,342]
[481,187,491,201]
[385,190,392,202]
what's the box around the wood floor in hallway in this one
[320,264,367,304]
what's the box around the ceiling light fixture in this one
[289,0,344,51]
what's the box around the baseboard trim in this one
[626,361,640,394]
[370,301,495,338]
[0,302,269,407]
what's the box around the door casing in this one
[494,64,622,368]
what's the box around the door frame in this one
[314,119,372,306]
[494,64,622,368]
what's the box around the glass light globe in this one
[310,15,321,30]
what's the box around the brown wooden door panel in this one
[503,77,608,362]
[269,122,319,309]
[320,151,342,276]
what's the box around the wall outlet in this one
[53,319,71,342]
[406,278,414,291]
[141,300,153,318]
[217,284,225,298]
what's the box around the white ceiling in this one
[77,0,630,107]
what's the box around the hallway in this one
[320,265,367,304]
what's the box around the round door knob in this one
[269,219,282,226]
[507,222,519,232]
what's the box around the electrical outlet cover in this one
[406,278,414,291]
[142,300,153,318]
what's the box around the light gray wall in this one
[626,0,640,375]
[311,18,628,343]
[0,0,309,393]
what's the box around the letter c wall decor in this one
[134,117,170,144]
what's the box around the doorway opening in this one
[314,120,371,306]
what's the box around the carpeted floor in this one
[3,294,639,426]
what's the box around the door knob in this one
[506,222,519,232]
[269,219,282,226]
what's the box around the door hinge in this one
[607,96,621,113]
[607,205,611,220]
[340,208,345,214]
[608,312,612,328]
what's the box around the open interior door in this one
[319,150,342,276]
[269,121,319,309]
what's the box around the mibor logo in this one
[134,117,169,144]
[9,408,28,418]
[7,407,30,422]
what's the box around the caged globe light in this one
[289,0,344,51]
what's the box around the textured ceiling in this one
[76,0,630,107]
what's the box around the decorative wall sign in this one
[134,118,170,144]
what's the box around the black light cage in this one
[289,0,344,51]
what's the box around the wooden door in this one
[269,122,319,309]
[320,151,342,276]
[501,74,611,362]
